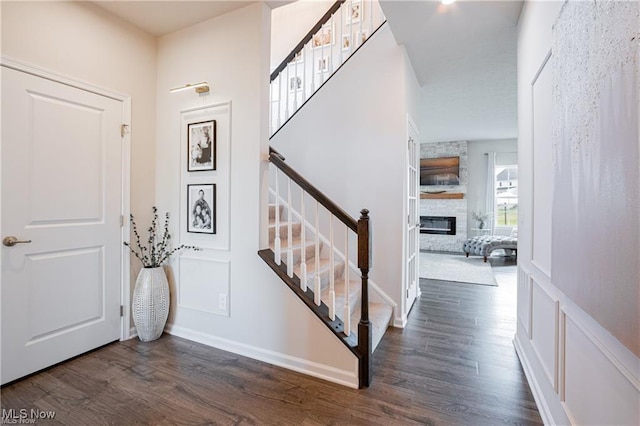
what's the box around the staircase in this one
[259,149,392,388]
[260,1,391,388]
[263,199,392,351]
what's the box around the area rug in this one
[419,252,498,286]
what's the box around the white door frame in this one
[400,113,421,326]
[0,56,132,340]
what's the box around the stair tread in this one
[268,222,302,240]
[293,257,345,290]
[269,235,313,250]
[350,302,393,353]
[320,277,361,316]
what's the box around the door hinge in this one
[121,124,130,138]
[406,289,409,298]
[120,215,124,227]
[120,305,125,317]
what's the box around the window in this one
[495,165,518,227]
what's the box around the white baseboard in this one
[164,324,359,389]
[122,326,138,341]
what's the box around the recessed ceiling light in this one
[442,0,456,5]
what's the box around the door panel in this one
[1,66,123,385]
[405,119,420,313]
[29,92,104,224]
[27,247,104,342]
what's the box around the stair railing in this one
[270,0,386,138]
[266,147,372,388]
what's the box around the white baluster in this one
[311,34,316,93]
[344,227,351,335]
[277,74,282,128]
[293,59,298,112]
[302,44,307,103]
[370,0,374,35]
[287,177,294,277]
[320,27,325,85]
[274,169,281,265]
[329,215,335,320]
[330,14,334,77]
[285,65,290,120]
[314,201,321,306]
[349,4,354,58]
[359,0,363,47]
[300,190,307,291]
[339,5,344,67]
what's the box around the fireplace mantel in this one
[420,192,464,199]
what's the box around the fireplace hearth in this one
[420,216,456,235]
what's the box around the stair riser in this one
[304,262,345,290]
[268,204,284,221]
[268,222,302,241]
[272,242,318,267]
[322,282,362,319]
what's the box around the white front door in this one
[1,66,123,384]
[405,118,420,313]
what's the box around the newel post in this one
[357,208,372,388]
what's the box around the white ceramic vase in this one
[132,267,169,342]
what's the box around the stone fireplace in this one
[420,140,468,252]
[420,216,456,235]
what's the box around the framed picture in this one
[187,184,216,234]
[355,30,369,48]
[188,120,216,172]
[346,0,362,24]
[342,34,351,51]
[317,56,331,73]
[292,50,303,64]
[289,76,303,93]
[312,23,334,49]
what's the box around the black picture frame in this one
[187,184,216,234]
[187,120,216,172]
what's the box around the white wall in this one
[270,0,333,70]
[515,1,640,425]
[271,24,415,325]
[155,3,359,388]
[1,0,158,308]
[466,139,517,236]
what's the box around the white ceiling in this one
[91,1,294,37]
[91,0,521,143]
[381,0,523,143]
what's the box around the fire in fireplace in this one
[420,216,456,235]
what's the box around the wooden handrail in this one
[267,146,372,388]
[269,149,358,232]
[270,0,345,82]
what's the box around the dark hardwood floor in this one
[1,255,541,425]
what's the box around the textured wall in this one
[420,141,468,252]
[551,0,640,356]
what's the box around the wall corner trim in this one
[514,335,555,425]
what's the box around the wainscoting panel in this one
[516,272,640,425]
[531,279,559,391]
[178,256,230,317]
[530,50,553,278]
[517,266,532,338]
[562,312,640,425]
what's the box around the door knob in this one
[3,236,32,247]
